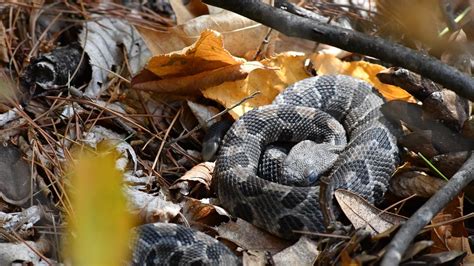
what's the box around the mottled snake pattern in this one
[132,75,400,265]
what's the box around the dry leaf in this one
[389,169,446,198]
[403,240,434,261]
[179,104,200,132]
[340,249,359,266]
[124,187,180,224]
[272,237,319,265]
[217,218,289,254]
[310,54,414,101]
[430,194,472,258]
[182,197,231,226]
[135,63,263,95]
[202,52,310,118]
[146,29,243,77]
[80,17,150,97]
[335,189,406,236]
[0,237,51,265]
[431,152,470,178]
[242,250,269,266]
[187,101,220,129]
[1,206,41,238]
[169,0,201,24]
[137,2,269,57]
[0,144,31,205]
[136,31,410,120]
[132,30,265,95]
[169,162,214,200]
[418,251,468,265]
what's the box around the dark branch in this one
[381,153,474,265]
[202,0,474,100]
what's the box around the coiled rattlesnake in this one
[132,75,400,264]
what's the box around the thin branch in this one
[165,91,261,146]
[202,0,474,100]
[150,108,182,176]
[381,152,474,265]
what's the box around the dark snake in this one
[131,75,400,265]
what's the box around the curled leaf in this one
[169,162,215,200]
[132,30,265,95]
[335,189,406,236]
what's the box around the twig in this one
[10,231,52,266]
[252,28,273,60]
[201,0,474,100]
[150,108,182,176]
[165,91,261,146]
[423,212,474,230]
[45,96,161,141]
[439,0,457,32]
[292,230,351,239]
[381,152,474,266]
[277,0,346,28]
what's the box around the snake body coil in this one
[215,74,399,238]
[133,75,400,264]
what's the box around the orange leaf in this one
[310,54,415,102]
[132,30,264,95]
[202,52,310,118]
[146,30,242,77]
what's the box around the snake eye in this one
[304,169,319,185]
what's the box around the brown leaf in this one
[389,169,446,198]
[217,218,289,254]
[418,250,470,264]
[399,131,439,158]
[170,0,207,24]
[137,2,270,57]
[335,189,406,236]
[182,197,231,226]
[135,31,312,120]
[340,250,360,266]
[169,162,214,200]
[430,194,472,258]
[463,115,474,140]
[431,151,470,178]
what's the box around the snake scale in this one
[132,75,400,265]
